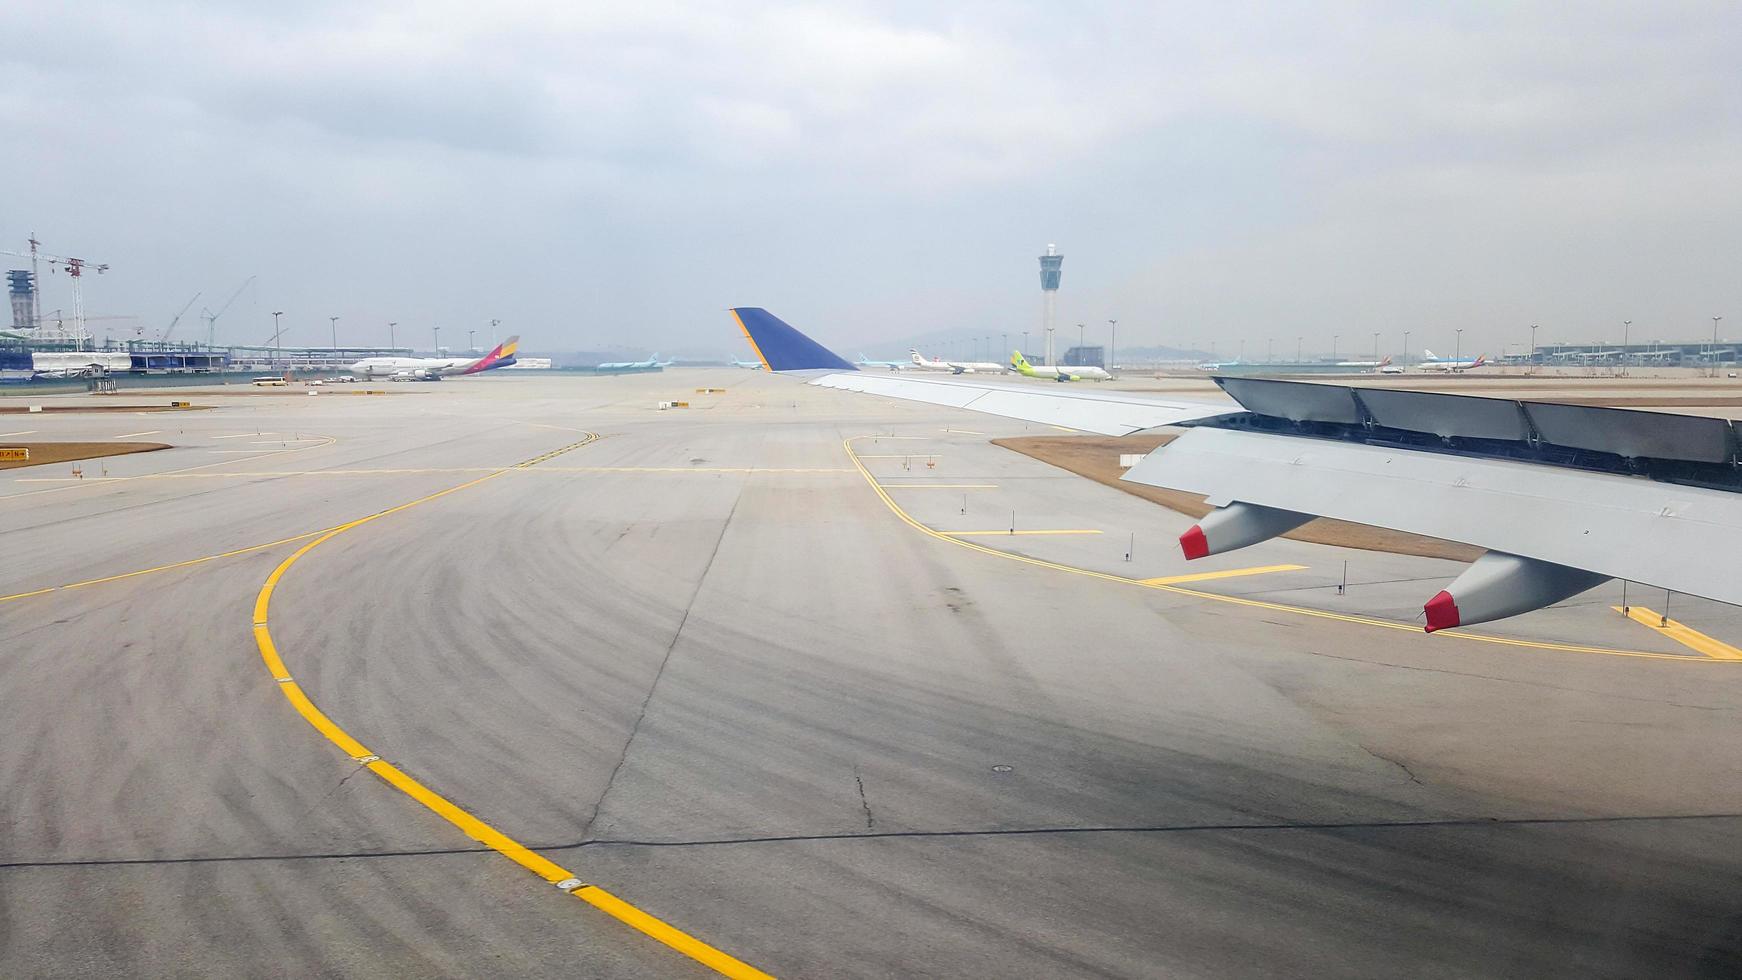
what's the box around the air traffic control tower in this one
[1038,244,1063,363]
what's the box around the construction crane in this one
[201,276,254,346]
[159,291,202,343]
[0,236,109,347]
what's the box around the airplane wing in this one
[730,307,1742,630]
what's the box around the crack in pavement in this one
[9,811,1738,871]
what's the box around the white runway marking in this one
[115,430,162,438]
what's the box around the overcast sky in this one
[3,2,1738,357]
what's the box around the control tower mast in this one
[1038,243,1063,364]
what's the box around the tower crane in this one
[159,291,202,343]
[201,276,255,346]
[0,237,109,348]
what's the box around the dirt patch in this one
[0,442,172,470]
[0,404,210,414]
[991,434,1482,563]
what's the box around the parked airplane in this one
[595,353,665,373]
[349,337,519,380]
[729,307,1742,634]
[910,349,1006,374]
[906,350,959,373]
[1012,350,1111,381]
[1418,350,1487,373]
[856,353,908,371]
[1337,356,1392,371]
[732,359,766,369]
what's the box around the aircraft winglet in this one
[729,308,857,372]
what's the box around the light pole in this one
[329,315,339,351]
[1296,336,1303,362]
[1455,328,1464,363]
[1622,320,1631,375]
[490,318,500,346]
[388,321,397,349]
[1046,326,1055,364]
[1077,322,1085,355]
[1403,331,1410,369]
[1022,331,1029,358]
[1332,334,1339,361]
[1267,338,1274,363]
[1372,332,1379,362]
[1106,319,1116,372]
[272,311,284,368]
[1714,316,1725,376]
[433,325,441,352]
[468,329,476,352]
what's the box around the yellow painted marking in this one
[1141,564,1307,586]
[0,433,337,502]
[946,529,1103,536]
[211,432,269,440]
[881,484,998,489]
[856,454,943,459]
[0,448,28,461]
[114,429,161,438]
[0,528,337,604]
[842,436,1732,665]
[1048,425,1074,432]
[249,434,771,978]
[16,465,854,482]
[1615,606,1742,660]
[729,309,773,372]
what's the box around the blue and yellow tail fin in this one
[729,308,857,372]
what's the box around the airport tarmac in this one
[2,370,1740,978]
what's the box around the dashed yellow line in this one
[842,436,1729,665]
[1140,565,1306,586]
[1615,606,1742,660]
[250,432,772,979]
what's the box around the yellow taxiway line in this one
[880,484,999,490]
[249,433,771,979]
[1615,606,1742,660]
[946,529,1103,536]
[15,465,852,482]
[0,432,338,501]
[842,435,1732,665]
[1141,565,1306,586]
